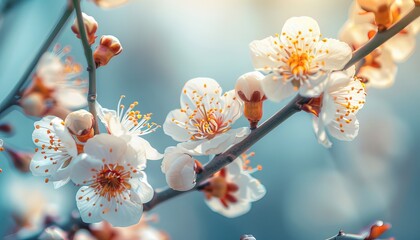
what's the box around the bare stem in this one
[0,5,74,118]
[143,4,420,212]
[73,0,99,134]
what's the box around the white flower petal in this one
[220,90,242,124]
[261,73,296,102]
[312,117,332,148]
[384,33,416,62]
[165,153,196,191]
[76,186,105,224]
[30,151,65,177]
[237,174,266,202]
[163,109,192,142]
[327,114,360,142]
[314,38,352,70]
[249,36,283,73]
[55,88,87,109]
[205,197,251,218]
[280,16,321,46]
[84,134,127,164]
[70,154,102,185]
[131,171,154,203]
[102,194,143,227]
[129,137,163,161]
[180,78,222,109]
[178,127,250,155]
[359,49,397,88]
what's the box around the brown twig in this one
[73,0,99,134]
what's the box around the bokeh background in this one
[0,0,419,239]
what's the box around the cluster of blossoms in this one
[20,45,88,119]
[249,16,366,147]
[26,13,372,228]
[31,96,160,227]
[340,0,420,88]
[8,0,413,236]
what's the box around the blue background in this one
[0,0,419,239]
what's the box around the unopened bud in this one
[357,0,395,30]
[93,35,123,67]
[65,110,94,142]
[20,92,47,117]
[0,123,13,135]
[235,71,266,129]
[5,148,32,172]
[71,13,98,45]
[92,0,129,8]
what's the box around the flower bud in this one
[235,71,266,129]
[0,123,13,135]
[65,110,94,143]
[92,0,129,8]
[5,148,32,172]
[357,0,395,30]
[71,13,98,45]
[20,92,47,117]
[93,35,123,67]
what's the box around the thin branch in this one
[73,0,99,134]
[143,4,420,212]
[0,5,74,118]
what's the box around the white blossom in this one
[70,134,153,227]
[96,96,162,160]
[249,16,352,102]
[308,67,366,147]
[203,154,266,218]
[163,78,249,155]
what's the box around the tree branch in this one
[0,5,74,118]
[73,0,99,134]
[143,4,420,212]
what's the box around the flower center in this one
[190,106,230,140]
[202,168,239,208]
[302,94,323,117]
[92,164,131,201]
[287,52,311,77]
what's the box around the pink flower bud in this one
[92,0,129,8]
[94,35,123,67]
[71,12,98,45]
[20,92,47,117]
[235,71,266,129]
[65,110,94,142]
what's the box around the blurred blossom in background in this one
[0,0,419,239]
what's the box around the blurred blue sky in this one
[0,0,419,239]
